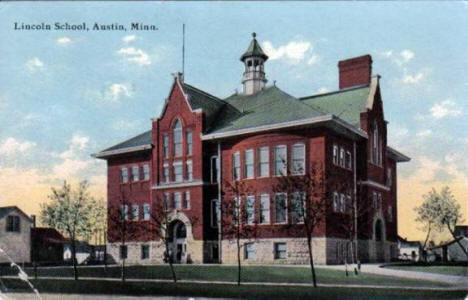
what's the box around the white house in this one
[430,237,468,262]
[0,206,32,264]
[397,236,422,262]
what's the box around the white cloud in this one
[381,49,414,65]
[52,158,90,179]
[122,35,137,43]
[429,99,462,119]
[0,137,36,156]
[402,72,424,84]
[381,50,393,58]
[117,47,151,66]
[262,40,312,63]
[307,55,319,65]
[400,50,414,63]
[416,129,432,137]
[58,134,89,160]
[57,37,71,45]
[26,57,44,72]
[105,83,133,102]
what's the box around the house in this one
[94,33,410,265]
[0,206,32,264]
[397,236,422,262]
[454,225,468,238]
[430,237,468,262]
[31,227,67,263]
[63,240,92,265]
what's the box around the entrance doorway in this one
[375,219,385,261]
[168,220,187,263]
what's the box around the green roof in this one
[240,33,268,61]
[300,85,370,128]
[102,130,152,152]
[208,86,326,134]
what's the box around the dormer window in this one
[173,119,182,157]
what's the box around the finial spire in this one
[252,32,256,39]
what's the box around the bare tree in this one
[41,180,96,280]
[273,161,328,288]
[221,180,258,286]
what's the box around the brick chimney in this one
[338,54,372,89]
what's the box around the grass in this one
[386,265,468,277]
[0,265,452,287]
[1,278,466,300]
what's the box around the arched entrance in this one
[168,220,187,263]
[374,219,385,261]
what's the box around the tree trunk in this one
[237,233,241,286]
[71,238,78,280]
[166,240,177,283]
[423,225,431,249]
[121,258,125,282]
[447,225,468,259]
[307,236,317,288]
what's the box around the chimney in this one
[31,214,36,228]
[338,54,372,89]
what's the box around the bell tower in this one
[241,33,269,95]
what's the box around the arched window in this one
[372,121,380,165]
[173,119,182,157]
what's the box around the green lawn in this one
[1,278,466,300]
[0,265,452,287]
[386,265,468,277]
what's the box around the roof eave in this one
[92,144,152,159]
[386,146,411,163]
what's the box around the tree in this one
[415,187,468,259]
[41,180,96,280]
[273,161,328,288]
[88,199,107,264]
[221,180,258,286]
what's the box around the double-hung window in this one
[174,192,182,209]
[186,160,193,181]
[132,166,139,182]
[274,243,286,259]
[163,164,169,183]
[386,168,392,187]
[163,134,169,158]
[173,119,182,157]
[340,194,346,213]
[244,243,255,260]
[333,192,339,212]
[345,151,352,170]
[173,162,183,182]
[185,191,191,209]
[259,194,270,224]
[291,144,305,175]
[141,245,150,259]
[142,164,150,180]
[258,147,269,177]
[246,195,255,224]
[274,145,287,176]
[164,193,171,210]
[339,148,345,168]
[291,192,305,223]
[131,204,139,220]
[244,149,254,179]
[233,152,241,181]
[121,204,128,220]
[6,216,20,232]
[143,203,150,220]
[121,168,128,183]
[333,144,339,165]
[275,193,287,223]
[372,191,378,209]
[186,130,193,155]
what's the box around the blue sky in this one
[0,2,467,240]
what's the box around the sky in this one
[0,1,467,242]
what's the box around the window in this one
[185,191,191,209]
[246,195,255,224]
[143,203,150,220]
[274,145,287,176]
[132,166,139,182]
[131,204,139,221]
[233,197,240,225]
[233,152,240,181]
[291,192,305,223]
[333,144,339,165]
[372,121,381,165]
[186,130,193,155]
[372,191,378,209]
[345,151,352,170]
[211,199,219,228]
[186,160,193,181]
[121,205,128,220]
[244,149,254,179]
[333,192,339,212]
[275,193,287,223]
[274,243,286,259]
[378,193,382,209]
[259,194,270,224]
[388,205,393,222]
[340,194,346,213]
[339,148,345,167]
[6,216,20,232]
[291,144,305,175]
[173,163,183,182]
[244,243,255,260]
[164,193,171,210]
[119,245,127,259]
[142,164,150,180]
[386,168,392,187]
[210,156,218,183]
[121,168,128,183]
[163,165,169,183]
[173,119,182,157]
[141,245,149,260]
[174,193,182,209]
[258,147,269,177]
[163,134,169,158]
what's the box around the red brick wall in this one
[338,55,372,89]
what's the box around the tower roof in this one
[240,32,268,61]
